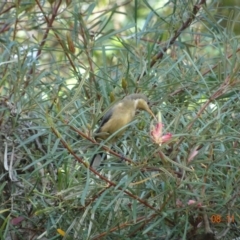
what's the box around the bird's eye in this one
[147,101,150,105]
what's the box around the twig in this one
[50,123,160,214]
[22,0,63,96]
[138,0,206,80]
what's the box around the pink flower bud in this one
[150,122,172,145]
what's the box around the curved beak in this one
[146,107,156,120]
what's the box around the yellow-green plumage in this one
[90,94,155,169]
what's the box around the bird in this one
[90,93,155,169]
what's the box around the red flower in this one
[150,118,172,145]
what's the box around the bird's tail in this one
[90,152,107,170]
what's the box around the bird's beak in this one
[146,107,156,120]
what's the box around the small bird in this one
[90,93,155,169]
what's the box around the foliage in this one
[0,0,240,239]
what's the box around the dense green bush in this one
[0,0,239,239]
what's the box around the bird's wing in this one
[97,107,113,132]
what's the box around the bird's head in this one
[124,94,156,119]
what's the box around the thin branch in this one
[69,124,134,165]
[22,0,63,96]
[169,46,240,98]
[51,123,160,214]
[92,193,174,239]
[138,0,206,80]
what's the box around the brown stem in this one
[138,0,206,80]
[22,0,63,96]
[51,123,160,214]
